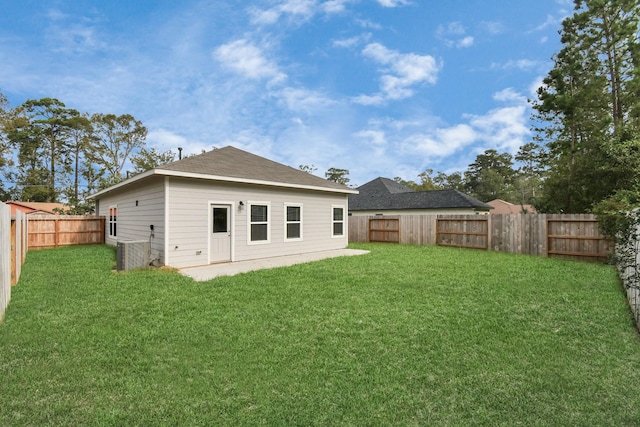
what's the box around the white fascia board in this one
[87,169,156,199]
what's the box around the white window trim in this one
[284,203,303,242]
[108,205,117,238]
[331,204,345,238]
[247,201,271,245]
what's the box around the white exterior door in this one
[210,205,231,263]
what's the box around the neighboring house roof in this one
[6,201,67,215]
[91,146,357,199]
[349,177,492,211]
[487,199,537,214]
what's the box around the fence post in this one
[0,202,11,323]
[10,219,16,286]
[55,217,60,248]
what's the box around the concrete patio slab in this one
[180,248,370,281]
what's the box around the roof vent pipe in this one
[178,147,183,160]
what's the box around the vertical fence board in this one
[0,202,11,322]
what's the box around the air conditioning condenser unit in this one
[116,240,151,271]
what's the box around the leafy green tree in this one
[393,176,419,190]
[394,169,443,191]
[464,149,515,201]
[5,98,77,202]
[415,169,441,191]
[512,142,545,205]
[0,90,11,168]
[91,113,147,187]
[299,164,317,175]
[0,90,14,199]
[131,147,176,174]
[62,113,96,211]
[325,167,350,186]
[433,171,466,191]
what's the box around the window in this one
[249,202,270,243]
[212,207,228,233]
[332,206,344,237]
[108,206,117,238]
[285,204,302,240]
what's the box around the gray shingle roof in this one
[349,177,491,211]
[157,146,351,191]
[91,146,355,199]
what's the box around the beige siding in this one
[167,178,349,268]
[96,177,166,264]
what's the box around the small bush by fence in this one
[349,214,613,262]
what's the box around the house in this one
[348,177,491,216]
[487,199,537,214]
[89,146,358,269]
[6,201,68,216]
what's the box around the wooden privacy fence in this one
[28,215,105,249]
[349,214,613,262]
[1,202,28,323]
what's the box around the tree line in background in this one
[0,0,638,221]
[0,95,175,213]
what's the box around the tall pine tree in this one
[532,0,640,213]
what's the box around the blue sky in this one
[0,0,572,187]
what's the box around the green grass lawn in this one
[1,243,639,426]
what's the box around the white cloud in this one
[351,93,386,106]
[480,21,504,35]
[439,22,465,36]
[493,87,526,104]
[436,22,474,48]
[332,33,372,48]
[320,0,352,13]
[466,105,529,153]
[531,14,563,32]
[214,39,286,85]
[403,124,477,159]
[492,59,539,71]
[356,19,383,29]
[146,129,210,155]
[529,76,545,97]
[457,36,474,48]
[354,129,387,146]
[354,42,440,104]
[365,88,531,174]
[377,0,411,7]
[249,0,315,24]
[43,9,106,54]
[275,87,337,113]
[249,0,351,25]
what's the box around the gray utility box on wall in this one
[116,240,151,271]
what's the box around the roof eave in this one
[89,169,358,199]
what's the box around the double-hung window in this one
[285,204,302,241]
[332,206,344,237]
[249,202,270,243]
[108,206,117,238]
